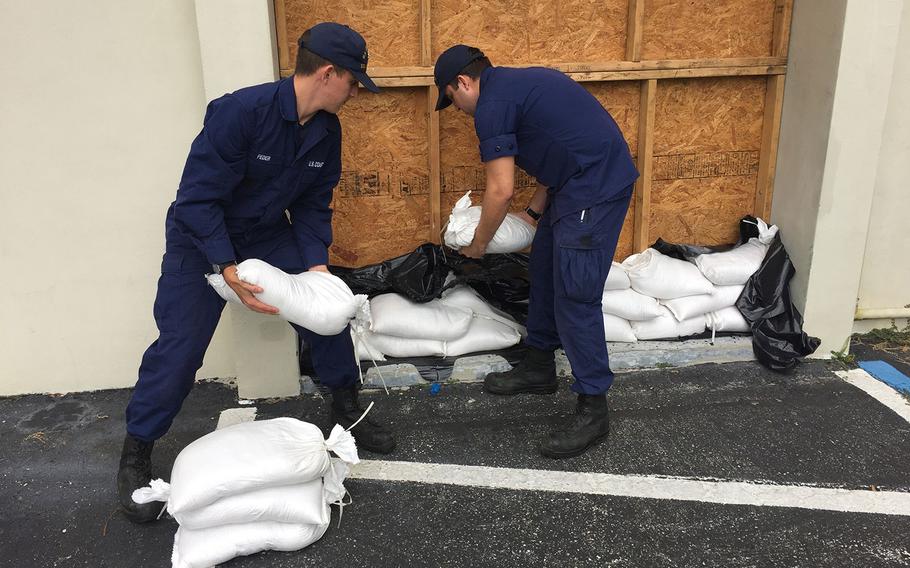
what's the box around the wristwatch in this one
[211,261,237,275]
[524,206,542,221]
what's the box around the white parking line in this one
[836,368,910,424]
[350,460,910,516]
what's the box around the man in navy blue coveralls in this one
[118,23,396,524]
[434,45,639,458]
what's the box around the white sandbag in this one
[362,331,447,358]
[631,306,706,340]
[439,285,526,334]
[443,191,536,253]
[351,329,386,361]
[165,418,356,516]
[172,520,329,568]
[694,238,769,286]
[370,293,472,341]
[446,317,522,357]
[603,313,637,343]
[603,262,631,291]
[175,479,327,530]
[661,285,744,321]
[705,306,751,333]
[207,259,366,335]
[621,248,715,299]
[601,288,665,321]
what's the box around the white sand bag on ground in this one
[444,191,536,253]
[603,313,637,343]
[601,288,665,321]
[705,306,751,333]
[446,317,522,357]
[172,519,330,568]
[621,248,714,299]
[439,285,526,334]
[694,238,769,286]
[661,285,744,321]
[207,259,366,335]
[164,418,355,516]
[631,306,706,340]
[370,293,472,341]
[175,479,328,530]
[362,331,447,358]
[603,262,631,291]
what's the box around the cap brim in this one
[434,87,452,111]
[351,70,380,93]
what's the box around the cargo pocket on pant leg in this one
[558,246,610,303]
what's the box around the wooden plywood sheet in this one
[432,0,627,64]
[283,0,421,68]
[642,0,775,60]
[330,89,430,266]
[650,77,765,245]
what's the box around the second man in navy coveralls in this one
[117,23,396,524]
[434,45,639,458]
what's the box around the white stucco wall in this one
[0,1,234,395]
[773,0,904,356]
[855,2,910,327]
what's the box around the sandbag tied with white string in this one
[443,191,536,253]
[206,259,367,336]
[134,417,359,518]
[621,248,715,299]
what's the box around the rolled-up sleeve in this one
[474,100,520,162]
[288,136,341,269]
[172,96,251,265]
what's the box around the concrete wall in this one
[772,0,904,356]
[854,1,910,333]
[0,1,230,396]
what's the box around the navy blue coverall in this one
[126,77,358,442]
[473,66,640,395]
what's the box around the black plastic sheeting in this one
[331,243,531,322]
[735,234,821,372]
[315,218,818,380]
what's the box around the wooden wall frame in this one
[274,0,794,259]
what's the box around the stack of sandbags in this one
[132,418,357,568]
[353,286,523,360]
[443,191,536,253]
[599,262,648,343]
[620,249,713,340]
[208,259,368,335]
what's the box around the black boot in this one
[484,345,558,395]
[117,434,163,523]
[330,387,396,454]
[539,394,609,458]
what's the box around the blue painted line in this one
[858,360,910,394]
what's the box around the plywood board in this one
[642,0,776,60]
[329,89,430,266]
[650,77,765,245]
[432,0,627,64]
[283,0,421,68]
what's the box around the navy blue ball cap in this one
[299,22,380,93]
[433,44,486,110]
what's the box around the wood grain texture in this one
[642,0,776,60]
[432,0,627,64]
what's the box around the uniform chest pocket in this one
[245,153,284,180]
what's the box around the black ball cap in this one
[299,22,380,93]
[433,44,486,110]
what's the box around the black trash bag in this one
[736,234,820,372]
[331,243,454,303]
[447,252,531,323]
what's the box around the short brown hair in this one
[295,31,334,76]
[448,48,491,90]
